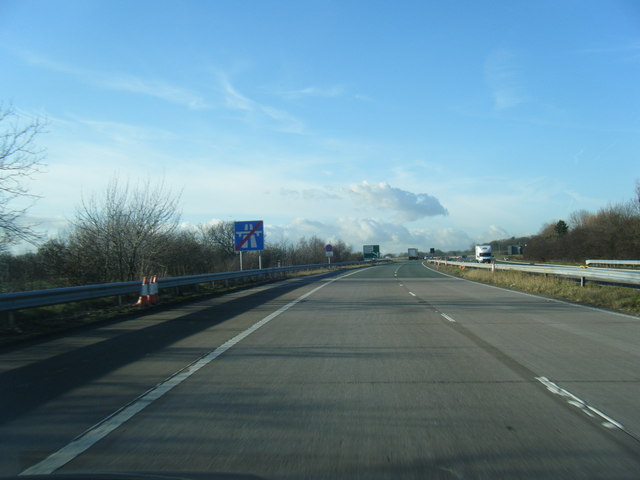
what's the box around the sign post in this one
[234,220,265,270]
[325,244,333,264]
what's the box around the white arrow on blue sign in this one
[234,220,264,251]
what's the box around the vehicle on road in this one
[475,244,493,263]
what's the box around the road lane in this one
[26,262,639,479]
[0,272,349,475]
[398,261,640,438]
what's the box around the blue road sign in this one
[234,220,264,251]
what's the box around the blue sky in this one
[2,0,639,254]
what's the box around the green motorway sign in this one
[363,244,380,259]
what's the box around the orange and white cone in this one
[134,276,150,306]
[149,275,159,305]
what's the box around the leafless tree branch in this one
[0,104,46,248]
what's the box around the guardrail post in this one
[6,311,21,333]
[581,277,586,287]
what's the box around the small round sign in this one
[325,244,333,252]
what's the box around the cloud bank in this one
[347,181,448,222]
[266,217,475,253]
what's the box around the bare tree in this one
[69,177,181,282]
[196,220,239,271]
[293,236,327,265]
[0,105,46,248]
[567,209,592,230]
[157,229,214,276]
[197,220,236,256]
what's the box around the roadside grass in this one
[2,296,141,342]
[0,284,227,348]
[439,265,640,316]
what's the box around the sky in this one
[1,0,639,255]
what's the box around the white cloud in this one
[29,111,579,256]
[480,225,510,243]
[277,85,346,100]
[484,49,529,110]
[101,75,208,110]
[218,73,305,134]
[219,75,254,112]
[578,42,640,63]
[18,50,208,110]
[279,187,341,201]
[65,116,177,144]
[260,105,305,134]
[264,216,476,254]
[347,181,448,222]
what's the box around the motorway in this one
[1,261,640,479]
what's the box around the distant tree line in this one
[0,179,359,292]
[522,183,640,262]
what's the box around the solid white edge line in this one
[20,268,366,476]
[535,376,625,431]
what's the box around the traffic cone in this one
[134,276,150,306]
[149,275,159,305]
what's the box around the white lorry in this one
[408,248,419,260]
[475,245,493,263]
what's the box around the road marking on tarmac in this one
[535,376,625,430]
[441,313,456,323]
[20,269,365,476]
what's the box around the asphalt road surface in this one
[2,262,640,479]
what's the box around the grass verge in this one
[0,283,228,349]
[437,265,640,316]
[0,263,381,349]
